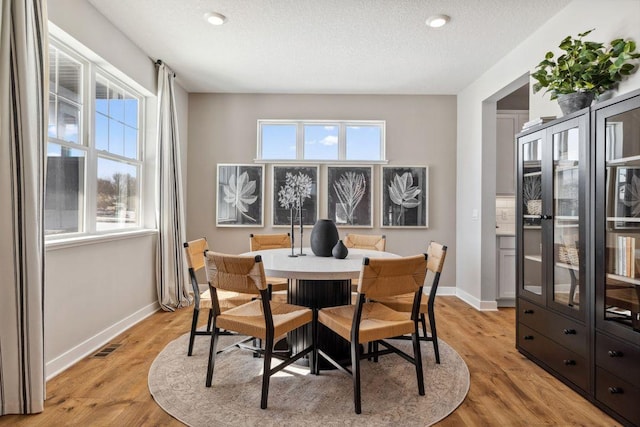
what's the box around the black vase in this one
[332,240,349,259]
[310,219,339,257]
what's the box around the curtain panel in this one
[0,0,47,415]
[155,62,191,311]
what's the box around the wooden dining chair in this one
[374,241,447,363]
[249,233,291,302]
[343,233,386,295]
[314,254,428,414]
[183,238,253,356]
[203,250,315,409]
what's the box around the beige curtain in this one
[155,61,191,311]
[0,0,47,415]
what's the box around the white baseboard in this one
[422,286,457,296]
[455,288,498,311]
[45,301,160,380]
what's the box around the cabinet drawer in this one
[595,367,640,426]
[519,299,588,356]
[518,324,589,391]
[595,332,640,385]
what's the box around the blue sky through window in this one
[346,126,381,160]
[262,124,296,159]
[304,125,338,160]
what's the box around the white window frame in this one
[256,120,386,163]
[46,37,146,242]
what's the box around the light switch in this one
[501,209,508,220]
[471,209,479,220]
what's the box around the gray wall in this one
[187,94,457,288]
[46,0,189,378]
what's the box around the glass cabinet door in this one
[552,126,583,312]
[520,134,544,299]
[600,102,640,335]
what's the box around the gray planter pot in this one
[557,92,595,115]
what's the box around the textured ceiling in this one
[87,0,571,94]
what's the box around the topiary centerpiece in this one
[531,29,640,115]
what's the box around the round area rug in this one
[149,332,469,426]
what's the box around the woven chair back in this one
[357,254,427,299]
[184,238,208,271]
[204,251,265,295]
[249,233,291,251]
[343,234,386,251]
[426,241,447,274]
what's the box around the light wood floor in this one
[0,297,618,426]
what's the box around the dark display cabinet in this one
[517,89,640,426]
[594,91,640,426]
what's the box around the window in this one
[45,39,145,238]
[257,120,385,162]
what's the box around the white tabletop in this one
[242,247,400,280]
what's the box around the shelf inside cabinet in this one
[606,154,640,166]
[607,217,640,223]
[523,171,542,177]
[606,273,640,287]
[525,255,541,263]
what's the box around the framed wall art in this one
[272,165,319,227]
[381,165,428,228]
[327,166,373,228]
[216,164,264,227]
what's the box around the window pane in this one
[108,118,124,156]
[45,143,85,235]
[124,94,138,128]
[96,158,139,231]
[304,124,338,160]
[124,125,138,159]
[96,78,108,115]
[95,112,109,151]
[346,125,381,161]
[57,51,82,103]
[109,86,125,122]
[57,99,80,143]
[262,124,296,160]
[48,94,56,138]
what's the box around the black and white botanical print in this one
[272,165,318,226]
[216,164,264,227]
[327,166,372,227]
[381,166,428,228]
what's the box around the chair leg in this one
[420,313,428,340]
[206,309,213,332]
[188,308,199,356]
[260,335,274,409]
[205,327,220,387]
[428,310,440,364]
[351,339,362,414]
[412,329,425,396]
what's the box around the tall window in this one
[46,40,144,238]
[258,120,385,162]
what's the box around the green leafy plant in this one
[531,29,640,100]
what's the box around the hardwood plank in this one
[0,297,618,426]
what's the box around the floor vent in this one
[92,343,121,358]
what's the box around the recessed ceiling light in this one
[425,14,450,28]
[204,12,226,26]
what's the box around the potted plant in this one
[531,29,640,115]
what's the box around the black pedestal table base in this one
[288,278,351,370]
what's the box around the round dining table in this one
[242,247,400,369]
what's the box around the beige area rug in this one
[148,332,469,426]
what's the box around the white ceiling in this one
[87,0,571,94]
